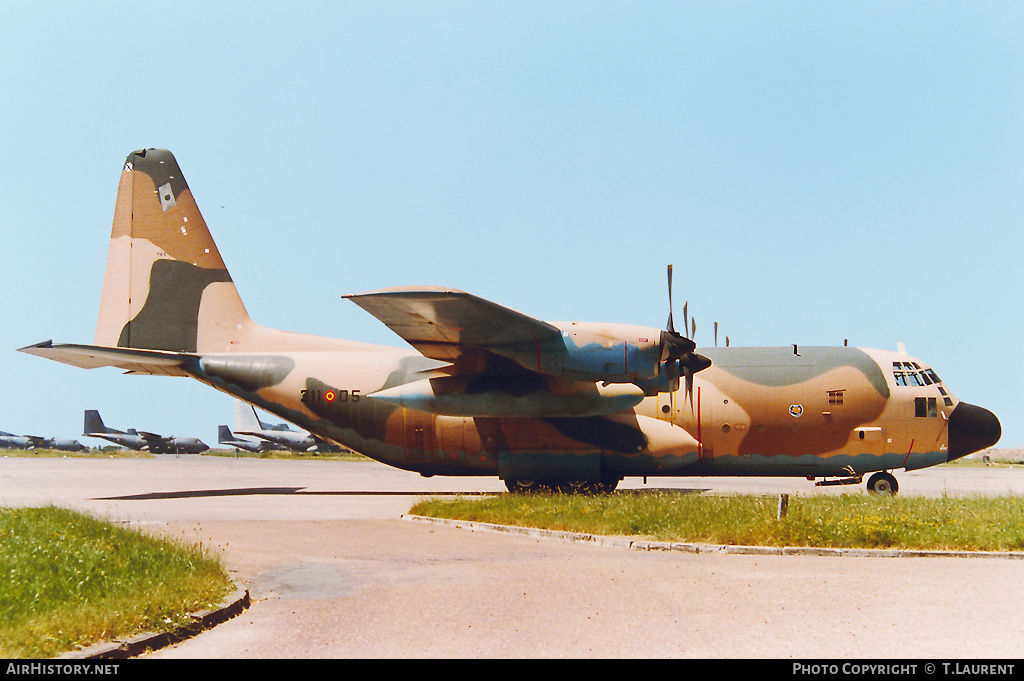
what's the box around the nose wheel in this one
[866,471,899,495]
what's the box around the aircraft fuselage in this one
[189,340,993,486]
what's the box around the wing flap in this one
[344,287,561,361]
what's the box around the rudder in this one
[83,410,113,435]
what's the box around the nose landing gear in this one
[866,471,899,495]
[813,470,900,495]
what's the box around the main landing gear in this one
[504,479,620,495]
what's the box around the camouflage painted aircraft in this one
[21,149,1001,494]
[83,409,208,454]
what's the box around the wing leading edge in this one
[344,287,562,362]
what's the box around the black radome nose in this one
[947,402,1002,462]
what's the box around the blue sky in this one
[2,2,1022,449]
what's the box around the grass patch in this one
[410,492,1024,553]
[0,506,233,658]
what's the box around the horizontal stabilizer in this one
[18,341,196,376]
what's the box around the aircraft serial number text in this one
[301,389,360,404]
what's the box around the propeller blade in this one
[684,365,694,410]
[666,264,675,333]
[714,322,718,348]
[683,302,689,339]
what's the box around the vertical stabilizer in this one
[235,400,264,432]
[83,410,118,435]
[94,149,252,353]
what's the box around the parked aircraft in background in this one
[234,401,339,453]
[82,410,209,454]
[0,431,86,451]
[217,424,266,453]
[0,431,33,449]
[21,149,1001,494]
[27,435,87,451]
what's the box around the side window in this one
[915,397,938,417]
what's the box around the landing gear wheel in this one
[504,479,620,494]
[866,471,899,495]
[505,479,540,494]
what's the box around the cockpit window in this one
[893,362,943,387]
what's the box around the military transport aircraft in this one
[234,401,338,453]
[0,431,33,449]
[0,431,86,452]
[27,436,87,452]
[217,424,267,453]
[83,409,209,454]
[20,149,1001,494]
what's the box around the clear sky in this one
[2,2,1021,450]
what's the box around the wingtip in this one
[17,340,54,354]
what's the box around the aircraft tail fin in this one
[234,400,263,432]
[83,409,117,435]
[94,149,254,354]
[218,425,234,443]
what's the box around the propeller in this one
[660,265,696,365]
[659,265,712,408]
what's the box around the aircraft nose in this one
[947,402,1001,462]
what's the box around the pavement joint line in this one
[55,588,251,660]
[402,514,1024,560]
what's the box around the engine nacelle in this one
[492,321,665,384]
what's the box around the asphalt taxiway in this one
[2,455,1023,658]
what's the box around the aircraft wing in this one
[344,287,561,362]
[18,341,196,377]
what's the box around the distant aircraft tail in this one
[235,400,263,432]
[218,425,234,444]
[94,149,254,354]
[83,409,118,435]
